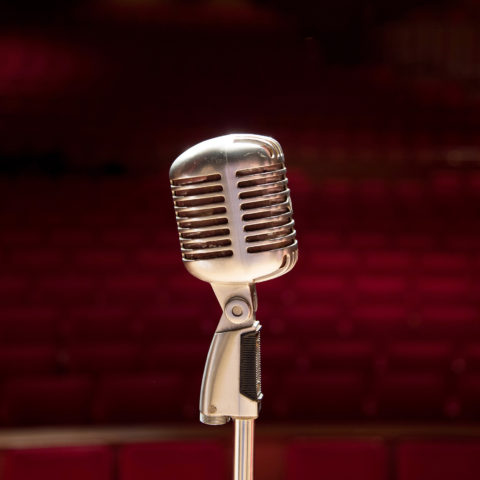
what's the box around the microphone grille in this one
[171,173,233,260]
[237,161,296,254]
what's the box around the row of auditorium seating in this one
[3,339,480,375]
[1,300,478,341]
[1,172,480,214]
[3,242,480,262]
[1,254,478,299]
[0,275,477,308]
[0,370,480,424]
[1,250,479,273]
[0,173,478,425]
[0,170,479,205]
[1,227,478,251]
[1,439,479,480]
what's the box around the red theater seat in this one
[356,179,390,205]
[259,276,297,307]
[349,232,387,249]
[135,248,183,271]
[286,440,388,480]
[34,275,96,304]
[7,248,65,271]
[94,373,183,423]
[320,179,352,203]
[355,274,407,298]
[294,303,344,337]
[419,252,469,272]
[307,340,374,371]
[462,343,480,371]
[64,343,139,374]
[284,372,365,420]
[99,228,145,247]
[414,305,479,339]
[0,228,44,246]
[2,446,113,480]
[351,303,408,339]
[141,304,215,340]
[430,170,463,197]
[119,442,227,480]
[386,341,453,371]
[458,374,480,418]
[444,233,480,251]
[256,305,288,338]
[141,341,206,375]
[393,179,425,204]
[167,274,212,302]
[72,249,127,271]
[364,250,412,272]
[62,306,138,342]
[0,345,57,376]
[310,250,358,271]
[0,307,58,344]
[49,228,94,246]
[0,275,29,304]
[2,375,92,425]
[296,275,347,300]
[397,441,480,480]
[375,372,446,419]
[103,274,160,303]
[415,275,470,300]
[467,171,480,196]
[301,232,342,250]
[395,233,433,250]
[262,340,297,370]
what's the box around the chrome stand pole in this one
[234,418,255,480]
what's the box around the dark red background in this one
[0,0,480,478]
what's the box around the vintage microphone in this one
[169,134,298,480]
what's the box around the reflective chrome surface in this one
[170,134,298,286]
[199,321,261,425]
[234,419,254,480]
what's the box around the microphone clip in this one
[199,283,262,425]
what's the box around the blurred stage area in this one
[1,0,480,478]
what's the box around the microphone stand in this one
[234,418,255,480]
[199,284,261,480]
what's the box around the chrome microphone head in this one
[170,134,298,286]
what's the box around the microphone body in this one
[170,134,297,425]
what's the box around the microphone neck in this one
[211,282,257,333]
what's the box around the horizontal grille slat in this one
[183,250,233,260]
[176,206,227,218]
[245,220,295,239]
[236,163,284,177]
[171,173,221,186]
[178,216,228,229]
[181,245,234,255]
[246,232,296,253]
[241,202,291,221]
[237,169,286,187]
[236,161,296,255]
[172,173,232,260]
[174,195,225,208]
[182,238,232,250]
[238,180,288,199]
[240,190,289,210]
[179,227,230,239]
[244,213,292,232]
[173,183,223,196]
[245,225,294,243]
